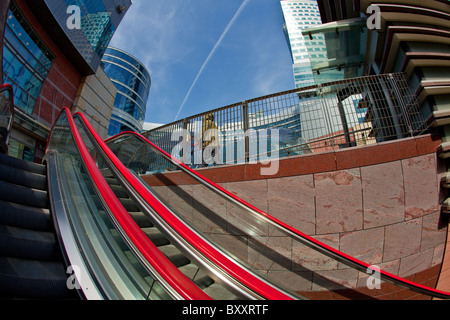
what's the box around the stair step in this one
[0,257,75,299]
[204,282,239,300]
[0,225,60,261]
[0,181,48,208]
[179,264,215,289]
[0,153,46,176]
[142,227,170,247]
[109,185,129,198]
[0,162,47,191]
[0,200,52,231]
[159,245,190,268]
[129,212,154,228]
[119,198,141,212]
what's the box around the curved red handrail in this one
[106,129,450,300]
[76,112,295,300]
[51,108,211,300]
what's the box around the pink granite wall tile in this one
[432,244,445,267]
[339,228,385,266]
[191,184,228,235]
[266,270,314,293]
[224,180,269,213]
[267,175,316,235]
[402,154,439,220]
[292,234,340,273]
[315,169,363,234]
[361,161,405,228]
[398,249,434,278]
[421,211,447,252]
[311,269,360,291]
[223,180,269,236]
[248,236,292,271]
[164,185,195,222]
[384,219,422,262]
[207,233,249,263]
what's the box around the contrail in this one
[174,0,251,121]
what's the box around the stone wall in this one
[142,134,449,299]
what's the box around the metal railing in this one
[143,73,426,173]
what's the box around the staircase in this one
[0,153,78,299]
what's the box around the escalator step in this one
[0,153,46,176]
[104,177,120,186]
[119,198,141,212]
[203,283,239,300]
[178,264,215,289]
[0,180,48,209]
[129,212,154,228]
[0,163,47,191]
[158,245,190,268]
[0,200,52,232]
[0,257,75,299]
[109,185,129,198]
[142,227,170,247]
[0,225,60,261]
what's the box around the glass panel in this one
[302,19,368,84]
[47,112,174,300]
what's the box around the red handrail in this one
[51,108,211,300]
[106,129,450,300]
[76,112,295,300]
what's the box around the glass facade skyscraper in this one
[101,47,151,136]
[281,0,324,88]
[41,0,132,73]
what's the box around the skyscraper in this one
[33,0,132,74]
[101,47,151,136]
[281,0,323,88]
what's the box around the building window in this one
[3,2,55,115]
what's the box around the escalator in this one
[98,118,450,300]
[101,171,240,300]
[0,152,77,299]
[2,92,450,299]
[0,84,77,299]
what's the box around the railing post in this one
[388,73,414,137]
[242,102,249,163]
[337,101,352,148]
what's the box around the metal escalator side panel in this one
[46,151,104,300]
[46,108,211,301]
[105,130,450,300]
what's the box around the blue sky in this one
[109,0,295,126]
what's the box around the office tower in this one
[281,0,323,88]
[101,47,151,136]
